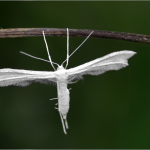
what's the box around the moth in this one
[0,28,136,134]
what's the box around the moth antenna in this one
[20,51,49,62]
[43,31,56,70]
[59,112,67,134]
[20,51,59,67]
[65,28,69,69]
[61,31,94,66]
[65,118,69,129]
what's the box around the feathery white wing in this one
[0,69,56,87]
[67,50,136,80]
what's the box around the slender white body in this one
[57,81,70,119]
[55,67,70,120]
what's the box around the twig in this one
[0,28,150,44]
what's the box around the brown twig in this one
[0,28,150,44]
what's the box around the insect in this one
[0,28,136,134]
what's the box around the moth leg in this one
[68,76,76,82]
[65,28,69,69]
[43,31,59,70]
[61,31,94,66]
[59,111,67,134]
[69,88,72,90]
[55,103,58,105]
[65,118,69,129]
[68,80,78,84]
[55,107,58,109]
[49,98,58,100]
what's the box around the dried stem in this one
[0,28,150,44]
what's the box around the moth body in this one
[57,80,70,119]
[55,66,70,120]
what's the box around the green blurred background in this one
[0,1,150,149]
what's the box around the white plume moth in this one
[0,28,136,134]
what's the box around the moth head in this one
[57,65,64,70]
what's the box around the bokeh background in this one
[0,1,150,149]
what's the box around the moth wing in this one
[0,69,56,87]
[66,50,136,80]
